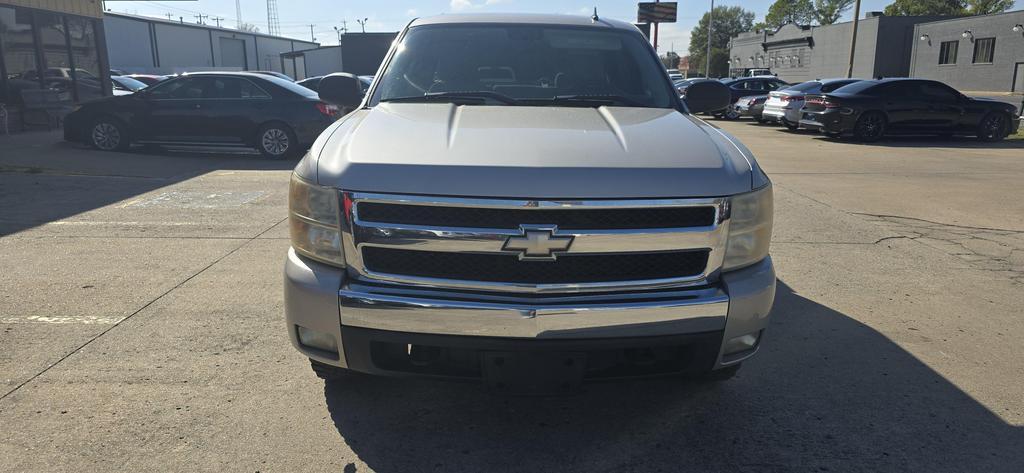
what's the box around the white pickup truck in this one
[284,13,775,393]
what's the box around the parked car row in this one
[729,77,1020,142]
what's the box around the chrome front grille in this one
[340,192,730,294]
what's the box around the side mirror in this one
[317,73,363,109]
[683,80,732,114]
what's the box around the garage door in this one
[219,37,247,69]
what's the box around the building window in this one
[1,6,40,107]
[972,37,995,64]
[67,17,103,102]
[36,13,75,103]
[938,40,957,65]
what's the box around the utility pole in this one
[194,14,207,25]
[333,26,343,43]
[357,18,368,33]
[212,16,224,27]
[653,0,659,51]
[846,0,861,78]
[340,19,348,34]
[308,24,316,42]
[705,0,714,77]
[165,13,173,20]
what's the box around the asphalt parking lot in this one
[1,121,1022,472]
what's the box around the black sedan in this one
[800,78,1021,142]
[64,72,341,158]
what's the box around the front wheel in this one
[784,120,799,131]
[722,108,740,120]
[310,359,360,382]
[694,364,741,382]
[89,118,130,151]
[257,123,299,159]
[977,112,1008,142]
[853,112,886,142]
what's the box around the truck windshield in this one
[373,24,675,108]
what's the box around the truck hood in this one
[308,103,758,199]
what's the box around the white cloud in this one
[450,0,503,11]
[406,8,418,16]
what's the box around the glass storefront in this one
[0,6,40,109]
[0,5,107,131]
[67,17,103,102]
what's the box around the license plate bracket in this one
[482,351,586,395]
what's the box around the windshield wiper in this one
[545,94,645,107]
[381,91,520,105]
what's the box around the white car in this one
[762,79,862,130]
[761,78,864,129]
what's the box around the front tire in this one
[695,364,741,382]
[784,120,799,131]
[310,359,359,382]
[977,112,1008,142]
[853,112,886,142]
[722,108,740,120]
[257,123,299,159]
[89,118,130,151]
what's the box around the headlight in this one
[289,173,346,267]
[722,184,773,271]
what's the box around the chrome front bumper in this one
[284,248,776,371]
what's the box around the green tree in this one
[965,0,1015,14]
[688,5,756,77]
[883,0,966,15]
[765,0,816,28]
[813,0,855,25]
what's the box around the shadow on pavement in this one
[0,133,297,237]
[323,281,1023,472]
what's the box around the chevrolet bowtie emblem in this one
[502,226,574,261]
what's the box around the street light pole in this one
[705,0,714,77]
[846,0,861,78]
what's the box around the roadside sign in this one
[638,2,677,23]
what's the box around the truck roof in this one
[410,13,639,32]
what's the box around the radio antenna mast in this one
[266,0,280,36]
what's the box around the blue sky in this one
[110,0,906,53]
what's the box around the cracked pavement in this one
[1,125,1022,472]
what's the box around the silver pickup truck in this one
[284,13,775,392]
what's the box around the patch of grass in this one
[1008,128,1023,141]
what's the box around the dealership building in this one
[728,13,952,83]
[0,1,325,132]
[280,32,397,80]
[730,10,1024,94]
[102,12,318,76]
[910,10,1024,93]
[1,0,109,130]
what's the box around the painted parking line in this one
[0,315,126,325]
